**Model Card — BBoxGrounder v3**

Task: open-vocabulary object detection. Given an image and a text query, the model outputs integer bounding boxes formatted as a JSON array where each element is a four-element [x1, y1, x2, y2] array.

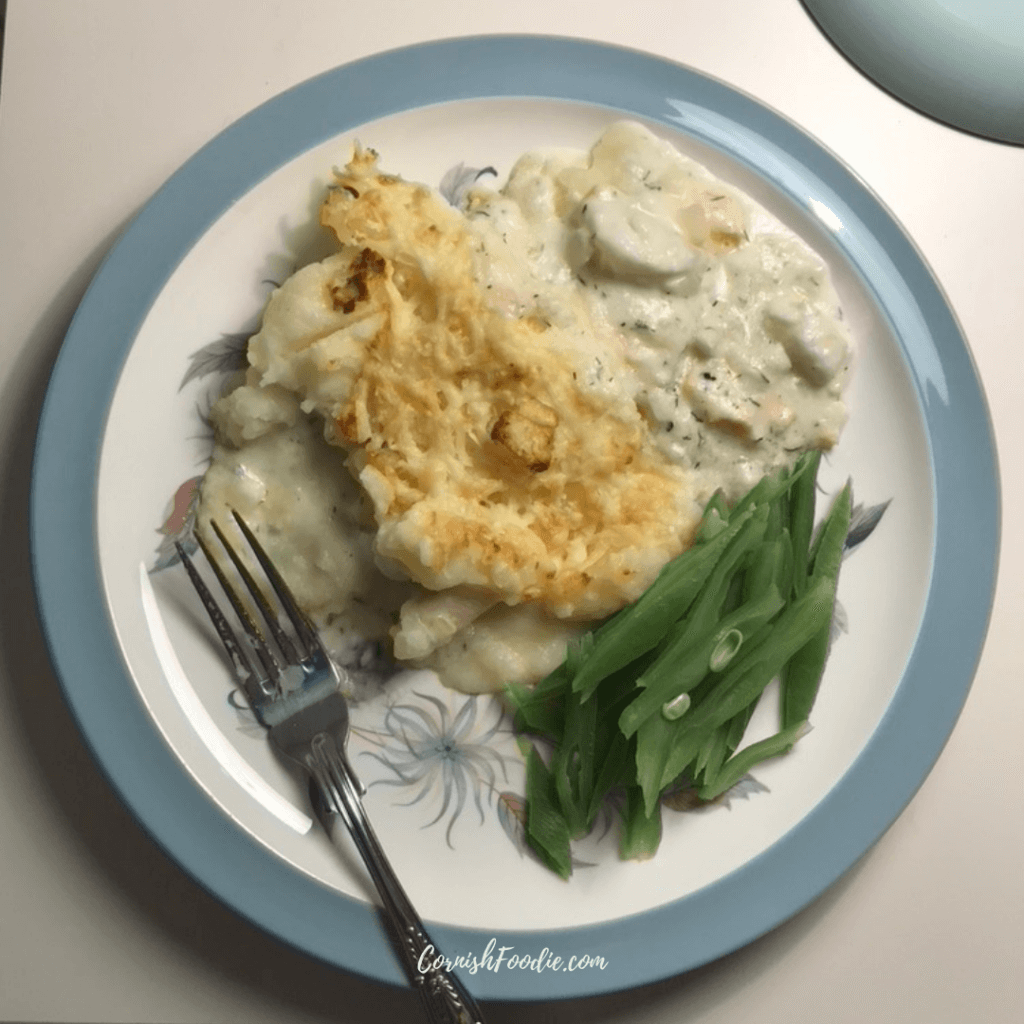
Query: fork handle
[[307, 740, 486, 1024]]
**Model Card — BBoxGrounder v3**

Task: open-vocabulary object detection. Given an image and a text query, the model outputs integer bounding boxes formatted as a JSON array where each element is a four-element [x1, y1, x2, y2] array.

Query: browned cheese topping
[[293, 151, 698, 619]]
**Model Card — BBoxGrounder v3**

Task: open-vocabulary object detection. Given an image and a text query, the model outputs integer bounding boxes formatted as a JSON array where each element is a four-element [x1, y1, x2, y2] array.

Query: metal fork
[[176, 511, 485, 1024]]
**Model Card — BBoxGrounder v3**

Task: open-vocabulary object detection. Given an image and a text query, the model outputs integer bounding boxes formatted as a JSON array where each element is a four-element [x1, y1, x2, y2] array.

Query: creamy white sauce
[[200, 380, 416, 692], [196, 121, 853, 694], [461, 121, 851, 506]]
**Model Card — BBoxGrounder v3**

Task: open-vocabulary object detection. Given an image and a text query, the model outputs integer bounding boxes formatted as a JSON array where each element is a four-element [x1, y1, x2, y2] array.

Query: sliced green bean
[[691, 727, 724, 784], [585, 726, 633, 825], [693, 490, 730, 543], [505, 653, 576, 738], [696, 698, 759, 788], [806, 476, 850, 569], [788, 449, 820, 596], [781, 624, 831, 729], [725, 698, 757, 753], [697, 720, 810, 801], [506, 678, 566, 740], [656, 575, 834, 790], [635, 705, 681, 816], [525, 745, 572, 878], [743, 528, 795, 610], [619, 784, 662, 862], [618, 584, 784, 739], [631, 505, 769, 674], [809, 481, 852, 582], [551, 683, 599, 838], [657, 504, 769, 649], [703, 488, 731, 522], [780, 481, 851, 728], [774, 528, 795, 601], [571, 506, 756, 699], [764, 481, 786, 541], [513, 452, 857, 874], [580, 667, 642, 826], [729, 451, 814, 522]]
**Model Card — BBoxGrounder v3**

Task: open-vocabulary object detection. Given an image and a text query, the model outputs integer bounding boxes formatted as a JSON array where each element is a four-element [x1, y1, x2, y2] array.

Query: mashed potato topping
[[197, 122, 853, 693]]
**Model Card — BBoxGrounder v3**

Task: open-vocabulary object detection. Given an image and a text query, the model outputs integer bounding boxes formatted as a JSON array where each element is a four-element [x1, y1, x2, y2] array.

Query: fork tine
[[231, 510, 320, 658], [174, 541, 276, 708], [209, 519, 302, 666], [194, 529, 282, 688]]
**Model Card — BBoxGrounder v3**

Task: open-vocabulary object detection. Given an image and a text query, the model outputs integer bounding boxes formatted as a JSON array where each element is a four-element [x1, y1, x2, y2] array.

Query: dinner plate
[[31, 36, 998, 1001], [803, 0, 1024, 144]]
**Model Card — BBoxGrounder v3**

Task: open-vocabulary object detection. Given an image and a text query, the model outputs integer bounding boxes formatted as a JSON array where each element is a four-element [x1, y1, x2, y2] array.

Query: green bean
[[696, 699, 759, 787], [729, 451, 814, 521], [637, 621, 772, 805], [679, 665, 723, 717], [581, 666, 642, 826], [571, 506, 757, 700], [619, 784, 662, 862], [720, 561, 750, 618], [691, 728, 723, 783], [551, 681, 599, 838], [505, 655, 574, 739], [656, 575, 834, 791], [585, 726, 632, 824], [634, 602, 773, 812], [780, 481, 851, 728], [513, 453, 861, 875], [697, 720, 810, 801], [506, 680, 565, 740], [764, 480, 786, 540], [659, 504, 769, 648], [725, 698, 757, 752], [788, 449, 820, 597], [693, 490, 730, 543], [775, 528, 795, 600], [781, 625, 831, 729], [806, 475, 850, 569], [626, 505, 769, 682], [634, 706, 681, 815], [742, 536, 777, 603], [525, 745, 572, 878], [809, 481, 852, 582], [565, 630, 596, 677], [618, 584, 784, 739], [742, 527, 793, 604], [703, 488, 731, 524]]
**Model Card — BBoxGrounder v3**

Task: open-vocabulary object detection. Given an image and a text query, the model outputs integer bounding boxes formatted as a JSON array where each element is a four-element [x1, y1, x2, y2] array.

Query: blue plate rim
[[29, 34, 1000, 1001]]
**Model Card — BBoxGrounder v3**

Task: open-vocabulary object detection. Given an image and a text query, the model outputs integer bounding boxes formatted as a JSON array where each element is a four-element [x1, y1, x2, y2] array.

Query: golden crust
[[253, 150, 700, 618]]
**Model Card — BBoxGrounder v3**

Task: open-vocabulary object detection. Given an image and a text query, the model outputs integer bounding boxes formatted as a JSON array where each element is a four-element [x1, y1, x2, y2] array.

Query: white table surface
[[1, 1, 1020, 1021]]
